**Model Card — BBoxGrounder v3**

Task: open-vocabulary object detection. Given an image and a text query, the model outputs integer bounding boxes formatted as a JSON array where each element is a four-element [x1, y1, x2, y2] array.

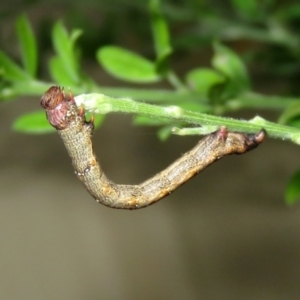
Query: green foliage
[[149, 0, 172, 75], [212, 42, 250, 99], [279, 101, 300, 128], [15, 14, 38, 77], [185, 68, 225, 96], [230, 0, 260, 20], [97, 46, 161, 83], [13, 111, 54, 134], [50, 22, 83, 85], [286, 170, 300, 206], [1, 0, 300, 205], [0, 50, 31, 82]]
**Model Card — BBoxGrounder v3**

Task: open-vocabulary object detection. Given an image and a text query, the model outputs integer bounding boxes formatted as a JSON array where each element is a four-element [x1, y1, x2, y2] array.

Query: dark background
[[1, 1, 300, 299]]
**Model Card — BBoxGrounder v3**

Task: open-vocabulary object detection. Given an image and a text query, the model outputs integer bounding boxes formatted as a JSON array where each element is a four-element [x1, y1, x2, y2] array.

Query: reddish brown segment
[[40, 86, 74, 130], [41, 86, 266, 209]]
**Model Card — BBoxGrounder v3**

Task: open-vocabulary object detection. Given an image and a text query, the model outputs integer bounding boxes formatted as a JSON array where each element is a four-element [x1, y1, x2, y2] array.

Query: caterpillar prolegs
[[41, 86, 266, 209]]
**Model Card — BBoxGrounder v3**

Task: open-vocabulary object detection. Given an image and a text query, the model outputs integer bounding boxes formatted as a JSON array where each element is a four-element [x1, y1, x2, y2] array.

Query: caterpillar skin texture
[[41, 86, 266, 209]]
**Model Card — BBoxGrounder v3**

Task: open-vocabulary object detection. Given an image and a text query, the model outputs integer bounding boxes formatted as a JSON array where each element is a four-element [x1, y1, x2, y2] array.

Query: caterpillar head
[[41, 86, 78, 130]]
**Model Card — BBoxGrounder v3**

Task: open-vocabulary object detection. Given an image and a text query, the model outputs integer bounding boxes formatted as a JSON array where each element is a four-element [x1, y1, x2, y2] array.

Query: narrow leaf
[[278, 101, 300, 126], [13, 110, 54, 134], [212, 42, 250, 94], [230, 0, 259, 19], [52, 21, 81, 84], [157, 126, 173, 141], [49, 56, 77, 86], [97, 46, 161, 83], [149, 0, 172, 74], [186, 68, 225, 96], [15, 14, 37, 77], [0, 50, 30, 81], [285, 169, 300, 205]]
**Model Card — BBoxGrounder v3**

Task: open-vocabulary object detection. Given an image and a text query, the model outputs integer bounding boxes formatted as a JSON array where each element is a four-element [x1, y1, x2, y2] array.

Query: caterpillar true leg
[[41, 86, 266, 209]]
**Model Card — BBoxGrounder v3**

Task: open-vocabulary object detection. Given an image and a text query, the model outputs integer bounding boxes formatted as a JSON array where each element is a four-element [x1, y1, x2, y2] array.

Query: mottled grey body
[[41, 86, 266, 209]]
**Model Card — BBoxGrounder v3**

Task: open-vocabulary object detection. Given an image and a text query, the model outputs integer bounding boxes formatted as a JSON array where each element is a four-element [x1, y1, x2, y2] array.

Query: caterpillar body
[[41, 86, 265, 209]]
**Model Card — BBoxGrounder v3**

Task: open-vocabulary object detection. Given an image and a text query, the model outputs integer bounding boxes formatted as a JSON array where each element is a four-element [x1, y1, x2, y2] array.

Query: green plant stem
[[199, 17, 300, 51], [3, 81, 298, 112], [75, 93, 300, 145], [166, 71, 188, 91], [228, 92, 300, 110], [93, 88, 299, 111], [2, 79, 298, 108]]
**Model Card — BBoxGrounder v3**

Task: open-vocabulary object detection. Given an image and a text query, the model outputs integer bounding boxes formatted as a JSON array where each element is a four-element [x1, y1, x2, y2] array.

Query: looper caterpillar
[[41, 86, 265, 209]]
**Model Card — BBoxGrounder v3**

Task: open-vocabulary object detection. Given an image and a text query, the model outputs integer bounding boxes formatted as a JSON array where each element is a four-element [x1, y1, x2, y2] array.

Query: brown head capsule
[[41, 86, 77, 130], [40, 86, 65, 110]]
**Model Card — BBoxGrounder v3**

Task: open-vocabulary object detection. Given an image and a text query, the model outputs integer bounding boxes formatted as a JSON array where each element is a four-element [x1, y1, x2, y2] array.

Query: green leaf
[[70, 28, 83, 44], [49, 56, 77, 86], [285, 169, 300, 205], [12, 110, 54, 134], [0, 50, 30, 81], [97, 46, 161, 83], [212, 42, 250, 96], [149, 0, 172, 75], [185, 68, 225, 96], [230, 0, 259, 19], [0, 81, 52, 101], [15, 14, 37, 77], [278, 101, 300, 126], [157, 126, 173, 141], [285, 119, 300, 129], [52, 21, 82, 84], [13, 109, 104, 135]]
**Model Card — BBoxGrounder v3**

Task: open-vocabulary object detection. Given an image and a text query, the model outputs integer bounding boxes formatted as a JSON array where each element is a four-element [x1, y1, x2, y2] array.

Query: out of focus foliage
[[1, 0, 300, 204]]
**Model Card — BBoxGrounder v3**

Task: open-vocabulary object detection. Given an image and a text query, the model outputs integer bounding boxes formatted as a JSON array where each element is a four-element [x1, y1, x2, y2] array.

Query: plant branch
[[4, 80, 299, 112], [75, 92, 300, 145]]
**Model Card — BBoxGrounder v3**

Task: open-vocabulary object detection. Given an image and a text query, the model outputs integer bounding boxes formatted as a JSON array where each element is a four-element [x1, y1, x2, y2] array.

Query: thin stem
[[4, 80, 298, 112], [166, 71, 188, 91], [75, 93, 300, 145], [227, 92, 300, 111]]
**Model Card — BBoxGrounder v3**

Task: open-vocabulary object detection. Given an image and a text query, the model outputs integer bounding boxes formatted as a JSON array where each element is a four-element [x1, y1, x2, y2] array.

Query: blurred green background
[[1, 0, 300, 299]]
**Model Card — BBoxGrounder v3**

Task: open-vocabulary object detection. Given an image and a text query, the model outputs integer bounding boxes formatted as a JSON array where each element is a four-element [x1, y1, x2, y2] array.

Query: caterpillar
[[41, 86, 266, 209]]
